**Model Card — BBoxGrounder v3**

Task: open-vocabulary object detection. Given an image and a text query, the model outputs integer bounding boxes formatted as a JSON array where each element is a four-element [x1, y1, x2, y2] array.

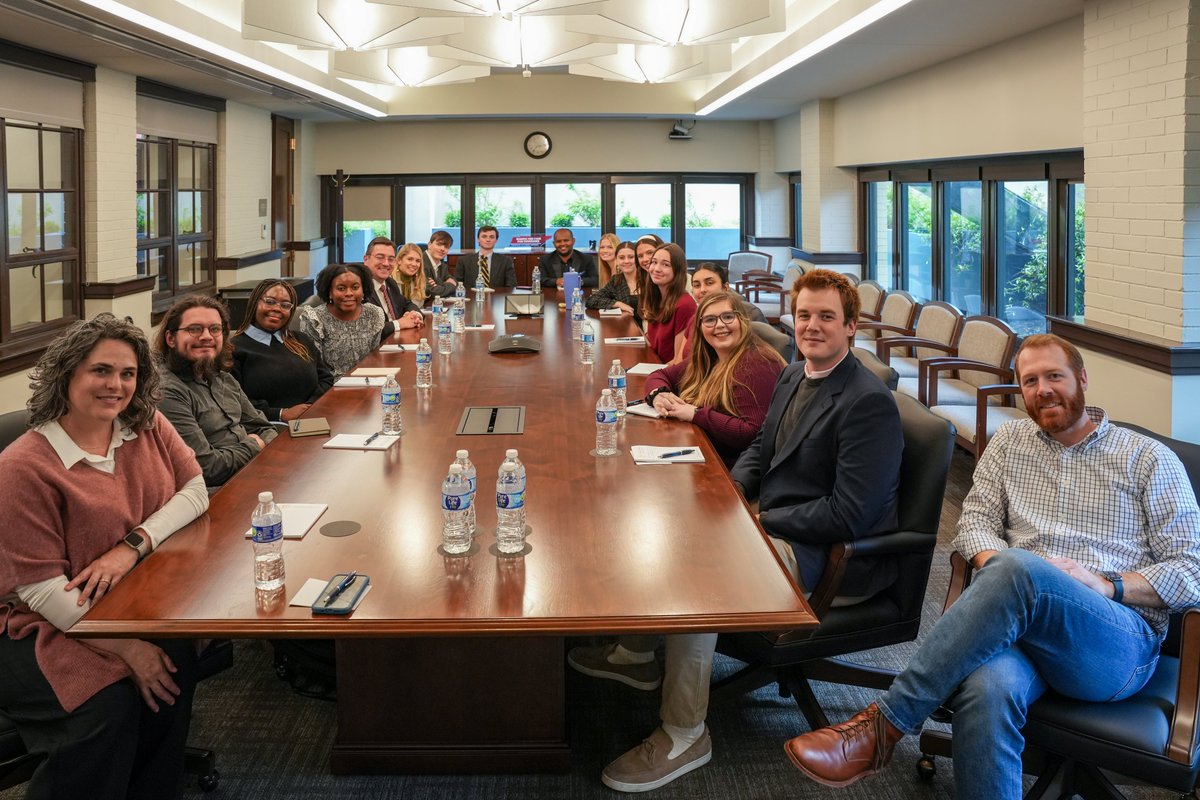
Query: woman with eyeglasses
[[231, 279, 334, 423], [643, 290, 786, 467], [641, 243, 697, 365], [586, 240, 642, 315], [296, 264, 385, 378]]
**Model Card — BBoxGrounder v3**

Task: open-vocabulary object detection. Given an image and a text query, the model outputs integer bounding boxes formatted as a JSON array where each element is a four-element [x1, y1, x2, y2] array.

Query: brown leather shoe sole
[[783, 740, 884, 788]]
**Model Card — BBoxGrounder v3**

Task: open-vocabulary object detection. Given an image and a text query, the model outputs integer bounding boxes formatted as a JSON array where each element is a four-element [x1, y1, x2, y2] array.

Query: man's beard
[[1029, 382, 1087, 435], [164, 347, 220, 382]]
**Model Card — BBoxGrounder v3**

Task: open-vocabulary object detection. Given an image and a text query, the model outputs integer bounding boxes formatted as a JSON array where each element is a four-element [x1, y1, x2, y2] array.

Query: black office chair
[[0, 409, 226, 793], [917, 421, 1200, 800], [713, 392, 956, 730]]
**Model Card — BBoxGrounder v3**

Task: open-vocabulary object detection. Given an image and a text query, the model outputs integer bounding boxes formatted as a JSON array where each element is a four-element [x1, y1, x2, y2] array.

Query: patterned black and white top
[[295, 303, 385, 378], [954, 406, 1200, 638]]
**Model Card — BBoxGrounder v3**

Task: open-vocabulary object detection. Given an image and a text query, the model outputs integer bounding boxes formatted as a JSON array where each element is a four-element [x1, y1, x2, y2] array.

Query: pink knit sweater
[[0, 411, 201, 712]]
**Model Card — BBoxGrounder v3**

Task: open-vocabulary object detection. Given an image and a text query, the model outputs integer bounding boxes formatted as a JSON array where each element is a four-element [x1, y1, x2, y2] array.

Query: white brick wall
[[798, 100, 856, 253], [83, 68, 137, 284], [217, 102, 274, 260], [1083, 0, 1199, 341]]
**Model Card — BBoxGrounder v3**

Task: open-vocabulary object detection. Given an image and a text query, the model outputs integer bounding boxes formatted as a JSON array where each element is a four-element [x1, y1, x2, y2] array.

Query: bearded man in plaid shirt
[[784, 333, 1200, 800]]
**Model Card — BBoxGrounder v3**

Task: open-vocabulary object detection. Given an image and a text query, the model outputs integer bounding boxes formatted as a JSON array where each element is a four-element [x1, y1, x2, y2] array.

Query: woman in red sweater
[[643, 291, 787, 467], [0, 314, 208, 799], [640, 243, 697, 365]]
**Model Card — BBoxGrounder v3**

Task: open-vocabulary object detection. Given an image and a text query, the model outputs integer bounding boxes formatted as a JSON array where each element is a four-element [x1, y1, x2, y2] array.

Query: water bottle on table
[[454, 449, 477, 536], [381, 373, 403, 435], [608, 360, 627, 416], [251, 491, 285, 591], [495, 463, 526, 554], [571, 289, 585, 340], [452, 296, 466, 333], [579, 320, 595, 365], [474, 270, 485, 297], [438, 309, 453, 355], [531, 264, 541, 290], [415, 338, 433, 388], [501, 449, 527, 531], [432, 295, 443, 320], [441, 464, 471, 555], [595, 388, 618, 457]]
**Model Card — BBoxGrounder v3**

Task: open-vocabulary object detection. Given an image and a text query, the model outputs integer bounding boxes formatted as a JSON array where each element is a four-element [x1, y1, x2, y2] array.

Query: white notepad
[[599, 308, 624, 316], [322, 433, 401, 451], [334, 375, 388, 388], [630, 445, 705, 465], [605, 336, 646, 345], [465, 324, 496, 331], [350, 367, 399, 377], [624, 402, 662, 419], [379, 344, 418, 353], [626, 362, 667, 376], [243, 503, 329, 539], [289, 577, 372, 609]]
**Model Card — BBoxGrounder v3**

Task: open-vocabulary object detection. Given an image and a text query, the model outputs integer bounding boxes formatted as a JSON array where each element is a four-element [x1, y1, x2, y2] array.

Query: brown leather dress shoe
[[783, 703, 903, 787]]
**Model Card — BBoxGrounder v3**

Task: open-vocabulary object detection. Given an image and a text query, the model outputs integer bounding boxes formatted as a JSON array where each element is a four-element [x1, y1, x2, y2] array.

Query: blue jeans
[[877, 549, 1161, 800]]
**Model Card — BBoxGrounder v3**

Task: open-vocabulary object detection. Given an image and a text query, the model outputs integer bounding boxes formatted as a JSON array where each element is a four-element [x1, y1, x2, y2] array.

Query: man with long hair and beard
[[156, 294, 277, 488], [784, 333, 1200, 800]]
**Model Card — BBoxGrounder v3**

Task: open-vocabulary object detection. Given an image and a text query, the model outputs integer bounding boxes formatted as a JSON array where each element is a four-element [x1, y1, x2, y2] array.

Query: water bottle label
[[251, 521, 282, 543], [382, 389, 400, 405], [416, 352, 432, 365], [496, 490, 525, 510], [609, 376, 627, 390], [583, 332, 595, 344], [439, 323, 451, 334], [442, 492, 471, 511], [595, 409, 618, 424]]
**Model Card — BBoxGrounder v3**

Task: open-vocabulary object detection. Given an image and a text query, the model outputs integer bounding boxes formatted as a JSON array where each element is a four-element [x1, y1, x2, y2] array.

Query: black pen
[[658, 448, 696, 459], [627, 399, 645, 407], [324, 571, 358, 607], [291, 420, 300, 432], [363, 431, 381, 446]]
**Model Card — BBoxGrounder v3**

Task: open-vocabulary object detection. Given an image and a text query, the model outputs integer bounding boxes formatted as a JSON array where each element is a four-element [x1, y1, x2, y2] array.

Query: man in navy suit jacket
[[569, 269, 903, 794], [361, 236, 424, 342], [455, 225, 517, 288]]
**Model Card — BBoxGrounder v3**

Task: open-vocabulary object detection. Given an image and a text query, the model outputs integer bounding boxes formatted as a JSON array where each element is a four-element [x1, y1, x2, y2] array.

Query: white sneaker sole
[[567, 654, 661, 691], [601, 749, 712, 793]]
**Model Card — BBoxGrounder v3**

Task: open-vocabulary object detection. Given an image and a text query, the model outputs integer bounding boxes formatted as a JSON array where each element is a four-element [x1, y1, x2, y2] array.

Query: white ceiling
[[0, 0, 1082, 122]]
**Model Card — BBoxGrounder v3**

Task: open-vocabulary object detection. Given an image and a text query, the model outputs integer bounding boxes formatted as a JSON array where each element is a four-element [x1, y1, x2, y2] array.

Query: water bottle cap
[[456, 449, 468, 458], [420, 338, 428, 344], [612, 359, 621, 365], [258, 491, 273, 503], [449, 464, 463, 474], [506, 448, 518, 458], [601, 388, 612, 396]]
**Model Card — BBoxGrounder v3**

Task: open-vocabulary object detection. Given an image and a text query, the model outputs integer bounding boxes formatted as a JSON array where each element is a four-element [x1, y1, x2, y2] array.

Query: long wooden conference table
[[72, 289, 816, 773]]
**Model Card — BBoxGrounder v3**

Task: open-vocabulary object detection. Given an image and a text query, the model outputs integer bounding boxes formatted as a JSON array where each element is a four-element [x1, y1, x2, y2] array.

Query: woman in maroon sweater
[[643, 291, 787, 467], [0, 314, 208, 799], [641, 243, 697, 364]]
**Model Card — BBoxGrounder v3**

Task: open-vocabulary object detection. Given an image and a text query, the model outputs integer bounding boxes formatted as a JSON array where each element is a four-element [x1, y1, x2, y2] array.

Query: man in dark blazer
[[456, 225, 517, 288], [567, 268, 903, 794], [537, 228, 597, 288], [423, 230, 458, 297], [361, 236, 424, 342]]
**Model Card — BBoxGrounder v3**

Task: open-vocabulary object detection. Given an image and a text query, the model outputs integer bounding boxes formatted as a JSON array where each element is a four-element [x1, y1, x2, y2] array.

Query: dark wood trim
[[0, 320, 80, 376], [894, 168, 931, 183], [982, 163, 1049, 181], [135, 78, 225, 112], [1049, 317, 1200, 376], [856, 150, 1083, 175], [284, 237, 333, 251], [82, 275, 156, 299], [791, 249, 866, 266], [214, 249, 284, 270], [747, 236, 791, 247], [859, 168, 890, 182], [932, 166, 981, 182], [0, 39, 94, 81]]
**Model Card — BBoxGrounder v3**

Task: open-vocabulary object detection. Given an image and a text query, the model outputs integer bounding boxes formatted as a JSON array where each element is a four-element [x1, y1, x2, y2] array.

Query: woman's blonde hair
[[677, 291, 785, 416], [394, 242, 427, 306], [595, 232, 621, 285]]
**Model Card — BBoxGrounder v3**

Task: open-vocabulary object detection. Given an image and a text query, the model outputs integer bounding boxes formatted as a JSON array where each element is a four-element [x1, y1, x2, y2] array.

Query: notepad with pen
[[311, 573, 370, 615], [288, 417, 331, 437]]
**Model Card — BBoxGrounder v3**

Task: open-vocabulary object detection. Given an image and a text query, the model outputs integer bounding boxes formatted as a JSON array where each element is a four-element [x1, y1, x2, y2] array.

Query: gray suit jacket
[[455, 251, 517, 288], [423, 250, 457, 297]]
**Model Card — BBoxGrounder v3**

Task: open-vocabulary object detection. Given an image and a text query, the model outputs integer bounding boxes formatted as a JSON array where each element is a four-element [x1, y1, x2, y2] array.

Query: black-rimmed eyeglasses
[[700, 312, 739, 328], [260, 297, 295, 311]]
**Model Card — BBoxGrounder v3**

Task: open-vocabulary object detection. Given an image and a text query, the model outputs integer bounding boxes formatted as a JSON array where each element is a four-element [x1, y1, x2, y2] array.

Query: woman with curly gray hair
[[0, 313, 209, 800]]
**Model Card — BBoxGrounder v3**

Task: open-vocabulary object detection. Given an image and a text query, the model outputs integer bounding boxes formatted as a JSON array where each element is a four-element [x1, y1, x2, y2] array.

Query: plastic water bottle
[[432, 295, 443, 320], [416, 338, 433, 388], [595, 388, 618, 456], [475, 270, 485, 296], [438, 309, 453, 355], [441, 464, 471, 555], [495, 463, 526, 554], [571, 289, 585, 340], [500, 449, 527, 531], [531, 264, 541, 289], [608, 359, 627, 417], [579, 320, 595, 365], [454, 280, 466, 301], [454, 449, 477, 536], [452, 296, 466, 333], [381, 373, 403, 435], [251, 491, 285, 591]]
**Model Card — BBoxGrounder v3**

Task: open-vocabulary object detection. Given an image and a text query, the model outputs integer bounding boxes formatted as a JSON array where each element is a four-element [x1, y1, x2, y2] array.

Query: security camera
[[668, 120, 693, 140], [522, 67, 532, 78]]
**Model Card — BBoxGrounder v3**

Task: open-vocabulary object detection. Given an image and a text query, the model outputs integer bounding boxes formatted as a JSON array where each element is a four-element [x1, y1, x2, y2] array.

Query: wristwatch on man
[[1102, 570, 1124, 604], [122, 529, 150, 561]]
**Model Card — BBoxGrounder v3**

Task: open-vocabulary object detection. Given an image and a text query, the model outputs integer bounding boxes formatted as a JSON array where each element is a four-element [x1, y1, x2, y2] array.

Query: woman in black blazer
[[231, 279, 334, 422]]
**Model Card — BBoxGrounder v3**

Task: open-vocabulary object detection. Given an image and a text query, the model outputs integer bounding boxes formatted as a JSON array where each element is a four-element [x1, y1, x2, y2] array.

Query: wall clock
[[524, 131, 552, 159]]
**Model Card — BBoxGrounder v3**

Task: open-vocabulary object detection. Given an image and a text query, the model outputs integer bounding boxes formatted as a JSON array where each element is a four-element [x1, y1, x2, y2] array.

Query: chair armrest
[[858, 311, 882, 323], [856, 321, 914, 336], [942, 551, 974, 611], [806, 532, 938, 618], [875, 336, 956, 364], [921, 359, 1014, 406], [1168, 607, 1200, 764]]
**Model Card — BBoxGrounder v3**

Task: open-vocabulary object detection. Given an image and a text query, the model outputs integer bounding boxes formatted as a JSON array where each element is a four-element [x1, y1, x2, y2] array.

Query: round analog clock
[[524, 131, 552, 159]]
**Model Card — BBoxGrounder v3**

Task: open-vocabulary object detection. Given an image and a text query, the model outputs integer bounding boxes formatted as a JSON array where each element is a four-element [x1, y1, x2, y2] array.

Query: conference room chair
[[854, 290, 919, 353], [0, 409, 227, 793], [841, 272, 861, 286], [850, 347, 900, 390], [750, 321, 793, 362], [875, 301, 965, 381], [726, 249, 773, 284], [777, 260, 807, 338], [855, 280, 886, 322], [917, 422, 1200, 800], [734, 270, 784, 324], [713, 392, 955, 731], [912, 315, 1017, 409], [929, 379, 1028, 459]]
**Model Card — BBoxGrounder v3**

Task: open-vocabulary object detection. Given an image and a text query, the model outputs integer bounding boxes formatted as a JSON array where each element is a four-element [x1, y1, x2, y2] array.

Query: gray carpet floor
[[1, 451, 1180, 798]]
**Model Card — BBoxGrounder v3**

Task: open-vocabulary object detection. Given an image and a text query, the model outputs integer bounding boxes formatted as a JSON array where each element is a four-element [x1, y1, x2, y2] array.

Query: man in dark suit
[[455, 225, 517, 288], [423, 230, 458, 297], [568, 269, 903, 794], [361, 236, 424, 342], [537, 228, 597, 288]]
